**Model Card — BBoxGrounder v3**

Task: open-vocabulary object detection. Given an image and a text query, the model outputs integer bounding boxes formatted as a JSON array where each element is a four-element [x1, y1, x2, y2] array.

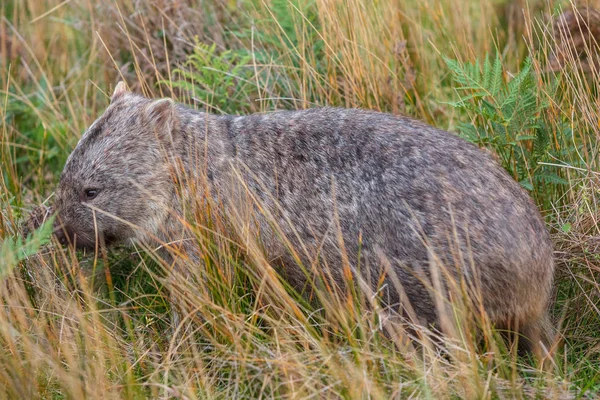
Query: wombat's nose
[[53, 227, 68, 246]]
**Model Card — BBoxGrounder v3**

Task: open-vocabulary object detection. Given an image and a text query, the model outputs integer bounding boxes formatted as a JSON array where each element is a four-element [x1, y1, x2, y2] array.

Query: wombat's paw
[[21, 204, 53, 239]]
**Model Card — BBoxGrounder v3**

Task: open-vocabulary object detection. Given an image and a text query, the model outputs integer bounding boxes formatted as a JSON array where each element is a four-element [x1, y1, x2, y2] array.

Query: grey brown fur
[[51, 84, 554, 357]]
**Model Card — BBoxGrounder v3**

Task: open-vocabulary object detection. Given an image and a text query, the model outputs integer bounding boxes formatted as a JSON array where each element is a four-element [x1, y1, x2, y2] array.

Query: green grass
[[2, 0, 600, 398]]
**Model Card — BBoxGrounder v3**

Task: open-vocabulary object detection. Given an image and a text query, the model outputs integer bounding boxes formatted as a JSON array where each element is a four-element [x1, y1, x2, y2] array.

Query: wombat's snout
[[53, 224, 69, 246], [51, 215, 107, 250], [52, 219, 88, 249]]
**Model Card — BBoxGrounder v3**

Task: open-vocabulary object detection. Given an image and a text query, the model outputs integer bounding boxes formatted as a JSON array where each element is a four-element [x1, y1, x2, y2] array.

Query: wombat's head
[[53, 82, 178, 250]]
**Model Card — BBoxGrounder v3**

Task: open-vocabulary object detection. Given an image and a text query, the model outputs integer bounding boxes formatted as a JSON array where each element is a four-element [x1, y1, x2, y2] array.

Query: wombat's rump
[[50, 83, 555, 358]]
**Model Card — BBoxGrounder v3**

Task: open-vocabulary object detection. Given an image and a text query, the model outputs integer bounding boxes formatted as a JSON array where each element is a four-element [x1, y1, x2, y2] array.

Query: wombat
[[50, 82, 554, 358]]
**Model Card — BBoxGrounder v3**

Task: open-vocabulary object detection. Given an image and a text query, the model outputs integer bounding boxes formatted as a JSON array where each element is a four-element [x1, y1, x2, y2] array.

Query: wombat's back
[[224, 107, 553, 346]]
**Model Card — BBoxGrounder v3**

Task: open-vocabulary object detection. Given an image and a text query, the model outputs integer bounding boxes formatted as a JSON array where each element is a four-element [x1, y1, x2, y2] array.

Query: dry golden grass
[[2, 0, 600, 398]]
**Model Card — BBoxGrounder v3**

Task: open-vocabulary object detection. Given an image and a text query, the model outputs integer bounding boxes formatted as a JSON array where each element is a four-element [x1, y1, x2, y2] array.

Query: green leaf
[[0, 215, 55, 278], [538, 173, 569, 186], [515, 135, 537, 141], [519, 179, 534, 191]]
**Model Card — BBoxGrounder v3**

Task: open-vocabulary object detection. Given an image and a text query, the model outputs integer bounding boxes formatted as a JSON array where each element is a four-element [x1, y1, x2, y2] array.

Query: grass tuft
[[2, 0, 600, 397]]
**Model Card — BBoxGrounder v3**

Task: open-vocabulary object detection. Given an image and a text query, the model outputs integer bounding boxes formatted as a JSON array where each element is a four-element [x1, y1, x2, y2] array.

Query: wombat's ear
[[111, 81, 129, 102], [145, 98, 178, 142], [146, 98, 175, 124]]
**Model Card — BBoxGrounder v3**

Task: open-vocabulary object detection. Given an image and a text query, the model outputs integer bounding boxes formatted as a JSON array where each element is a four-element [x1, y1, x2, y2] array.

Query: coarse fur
[[52, 83, 555, 359]]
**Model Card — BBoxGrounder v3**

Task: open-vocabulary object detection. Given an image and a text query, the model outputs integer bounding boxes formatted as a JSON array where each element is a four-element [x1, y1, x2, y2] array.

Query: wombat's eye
[[84, 189, 99, 200]]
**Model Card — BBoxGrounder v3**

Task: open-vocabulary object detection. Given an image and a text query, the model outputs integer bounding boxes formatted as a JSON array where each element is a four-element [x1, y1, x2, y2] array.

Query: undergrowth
[[444, 55, 576, 207], [1, 0, 600, 398]]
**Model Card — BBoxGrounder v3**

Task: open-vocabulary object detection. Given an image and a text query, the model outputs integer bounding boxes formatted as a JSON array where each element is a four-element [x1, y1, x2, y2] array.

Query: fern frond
[[444, 54, 570, 202], [490, 56, 503, 97]]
